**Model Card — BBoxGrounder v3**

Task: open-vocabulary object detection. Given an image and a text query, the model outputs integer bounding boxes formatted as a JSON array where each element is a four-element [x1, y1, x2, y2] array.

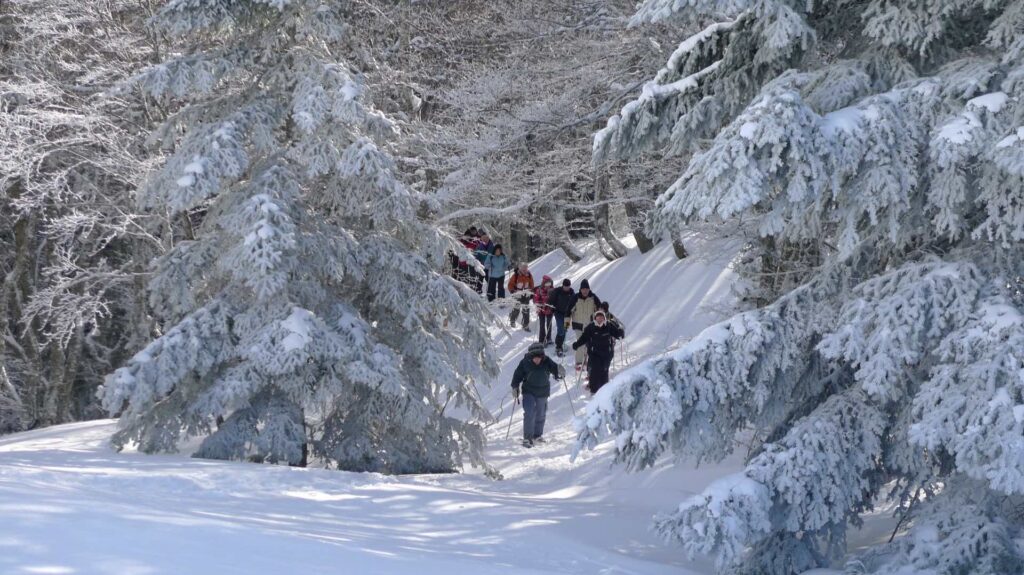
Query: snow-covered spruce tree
[[98, 0, 497, 473], [579, 0, 1024, 572]]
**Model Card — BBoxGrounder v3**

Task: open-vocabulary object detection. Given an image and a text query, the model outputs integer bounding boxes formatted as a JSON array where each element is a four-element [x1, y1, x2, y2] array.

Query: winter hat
[[600, 301, 610, 312], [542, 275, 553, 286], [594, 309, 607, 322], [527, 342, 546, 358], [580, 279, 590, 291], [562, 278, 571, 287]]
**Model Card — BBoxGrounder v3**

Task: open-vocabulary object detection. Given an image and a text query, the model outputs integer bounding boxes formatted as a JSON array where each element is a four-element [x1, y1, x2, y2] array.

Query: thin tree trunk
[[509, 223, 530, 267], [624, 200, 655, 253], [597, 237, 618, 262], [672, 236, 689, 260], [553, 207, 583, 263], [3, 178, 46, 427], [593, 169, 628, 259]]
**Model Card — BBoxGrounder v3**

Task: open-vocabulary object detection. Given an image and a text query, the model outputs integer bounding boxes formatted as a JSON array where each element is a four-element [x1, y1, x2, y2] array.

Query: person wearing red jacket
[[457, 228, 481, 289], [507, 263, 535, 331], [533, 276, 555, 346]]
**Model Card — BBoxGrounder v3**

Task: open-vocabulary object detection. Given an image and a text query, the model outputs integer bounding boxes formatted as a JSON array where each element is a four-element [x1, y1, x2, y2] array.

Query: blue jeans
[[554, 313, 567, 348], [522, 394, 548, 440]]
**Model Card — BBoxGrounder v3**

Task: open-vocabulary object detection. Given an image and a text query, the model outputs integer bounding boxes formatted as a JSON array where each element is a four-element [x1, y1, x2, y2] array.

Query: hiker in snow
[[568, 279, 601, 371], [547, 278, 575, 356], [471, 231, 494, 294], [459, 228, 483, 290], [572, 309, 623, 395], [507, 262, 535, 330], [597, 301, 625, 335], [483, 244, 509, 302], [475, 232, 495, 260], [511, 342, 565, 447], [534, 276, 555, 346]]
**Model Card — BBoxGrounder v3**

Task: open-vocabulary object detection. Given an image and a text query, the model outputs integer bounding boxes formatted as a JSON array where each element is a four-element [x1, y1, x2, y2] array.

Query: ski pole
[[561, 376, 577, 416], [505, 393, 518, 440]]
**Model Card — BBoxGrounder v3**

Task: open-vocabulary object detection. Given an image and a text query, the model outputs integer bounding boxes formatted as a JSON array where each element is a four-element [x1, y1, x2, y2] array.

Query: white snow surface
[[0, 233, 889, 574]]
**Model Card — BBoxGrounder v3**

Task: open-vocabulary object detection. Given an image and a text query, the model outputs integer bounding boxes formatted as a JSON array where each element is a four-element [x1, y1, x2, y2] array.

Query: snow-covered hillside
[[0, 235, 744, 575]]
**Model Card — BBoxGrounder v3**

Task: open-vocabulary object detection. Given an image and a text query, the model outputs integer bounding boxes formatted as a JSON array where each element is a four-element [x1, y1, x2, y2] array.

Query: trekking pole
[[504, 394, 518, 440], [561, 376, 577, 417]]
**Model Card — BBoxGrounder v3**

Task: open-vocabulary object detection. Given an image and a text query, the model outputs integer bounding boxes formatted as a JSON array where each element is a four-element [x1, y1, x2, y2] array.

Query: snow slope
[[0, 234, 745, 575]]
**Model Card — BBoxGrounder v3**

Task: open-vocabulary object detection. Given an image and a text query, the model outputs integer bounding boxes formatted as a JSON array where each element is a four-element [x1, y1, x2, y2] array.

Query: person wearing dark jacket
[[598, 301, 625, 336], [511, 342, 565, 447], [572, 309, 624, 395], [547, 279, 576, 356]]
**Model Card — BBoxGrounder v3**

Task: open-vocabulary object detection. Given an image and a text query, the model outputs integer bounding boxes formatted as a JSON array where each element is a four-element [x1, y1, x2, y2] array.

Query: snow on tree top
[[966, 91, 1008, 114], [280, 307, 315, 352]]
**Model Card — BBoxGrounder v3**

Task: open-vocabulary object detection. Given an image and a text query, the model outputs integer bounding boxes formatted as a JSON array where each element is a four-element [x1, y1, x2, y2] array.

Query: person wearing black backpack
[[571, 309, 623, 394]]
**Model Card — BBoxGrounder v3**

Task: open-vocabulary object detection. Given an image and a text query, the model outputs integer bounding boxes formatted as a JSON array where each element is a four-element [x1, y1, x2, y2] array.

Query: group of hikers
[[509, 294, 622, 448], [511, 277, 625, 448], [451, 225, 627, 448]]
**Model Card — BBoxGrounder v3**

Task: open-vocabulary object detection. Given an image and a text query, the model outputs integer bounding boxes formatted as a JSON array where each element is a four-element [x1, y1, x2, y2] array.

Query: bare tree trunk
[[597, 237, 618, 261], [553, 207, 583, 263], [2, 178, 47, 427], [672, 236, 689, 260], [509, 223, 530, 267], [593, 169, 628, 259], [624, 200, 655, 253]]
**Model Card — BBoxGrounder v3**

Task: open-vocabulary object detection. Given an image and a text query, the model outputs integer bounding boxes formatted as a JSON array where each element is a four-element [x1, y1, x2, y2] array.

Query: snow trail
[[0, 234, 744, 575]]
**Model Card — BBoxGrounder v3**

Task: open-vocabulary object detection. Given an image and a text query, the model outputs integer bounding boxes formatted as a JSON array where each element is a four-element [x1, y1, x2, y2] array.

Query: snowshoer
[[472, 232, 494, 294], [534, 276, 555, 346], [547, 279, 575, 356], [568, 279, 601, 369], [572, 309, 623, 395], [598, 301, 625, 335], [475, 233, 495, 266], [507, 263, 535, 330], [459, 229, 484, 292], [511, 342, 565, 447], [484, 244, 509, 302]]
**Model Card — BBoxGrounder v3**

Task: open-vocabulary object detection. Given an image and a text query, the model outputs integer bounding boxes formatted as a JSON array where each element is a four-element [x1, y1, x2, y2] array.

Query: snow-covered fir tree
[[99, 0, 497, 473], [580, 0, 1024, 572]]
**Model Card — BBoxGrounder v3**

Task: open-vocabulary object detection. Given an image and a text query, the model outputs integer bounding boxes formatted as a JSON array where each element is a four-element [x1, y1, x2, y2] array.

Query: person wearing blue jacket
[[484, 244, 510, 301]]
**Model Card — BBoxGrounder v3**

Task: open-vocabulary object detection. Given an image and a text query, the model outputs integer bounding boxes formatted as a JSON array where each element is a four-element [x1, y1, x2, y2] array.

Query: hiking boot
[[522, 325, 530, 332], [521, 438, 533, 448], [556, 348, 564, 357]]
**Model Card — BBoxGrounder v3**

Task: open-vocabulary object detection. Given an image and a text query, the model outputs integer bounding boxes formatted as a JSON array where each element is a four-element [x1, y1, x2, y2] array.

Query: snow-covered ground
[[0, 234, 747, 575]]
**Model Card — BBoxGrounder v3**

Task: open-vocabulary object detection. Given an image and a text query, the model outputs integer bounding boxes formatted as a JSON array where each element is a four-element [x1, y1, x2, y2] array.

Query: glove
[[564, 318, 571, 329], [557, 365, 566, 379], [512, 386, 521, 403], [572, 341, 579, 351]]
